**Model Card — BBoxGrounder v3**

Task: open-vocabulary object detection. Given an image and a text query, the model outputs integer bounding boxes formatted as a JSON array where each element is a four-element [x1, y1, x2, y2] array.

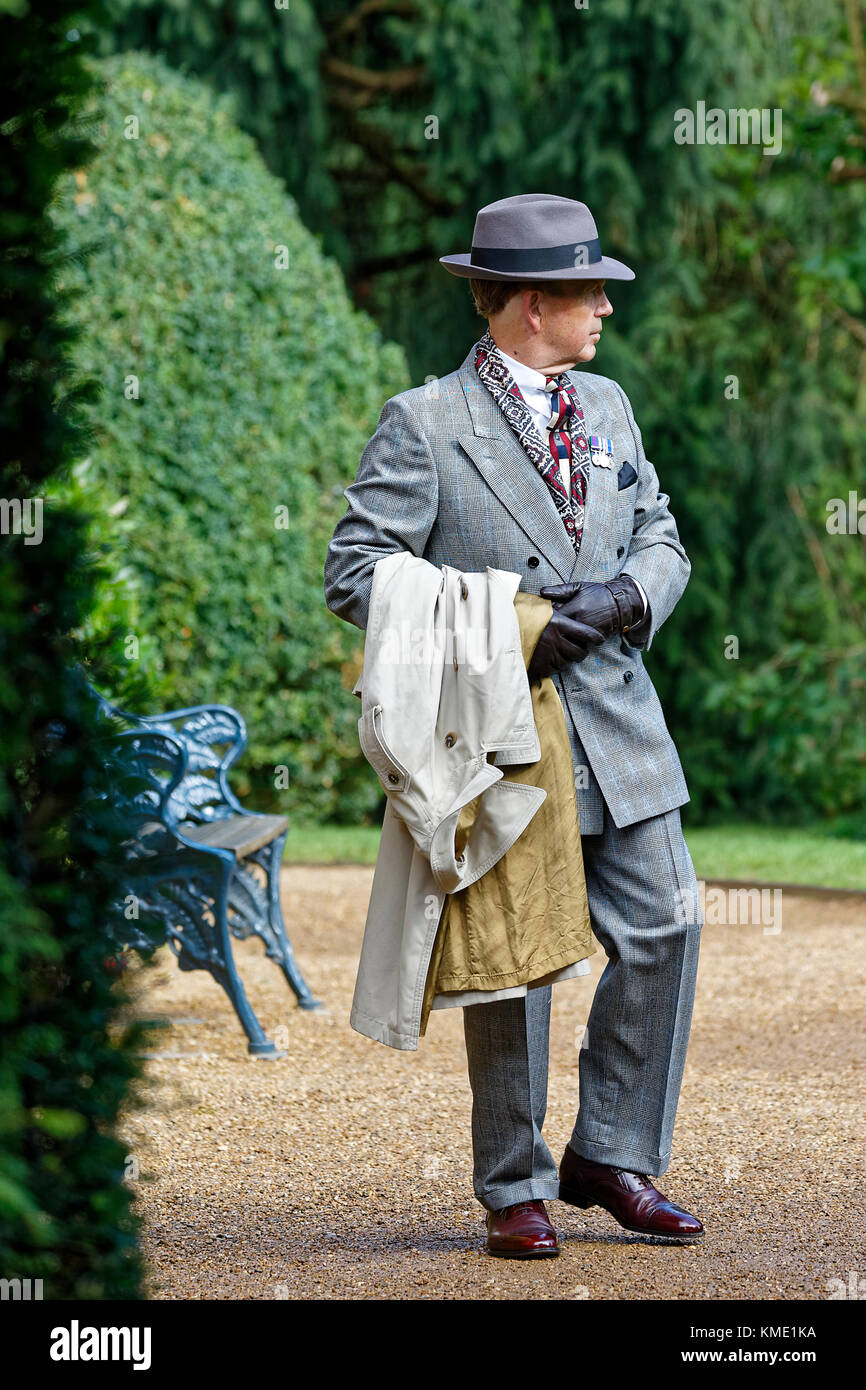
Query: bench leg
[[212, 867, 284, 1055], [237, 835, 323, 1010], [164, 863, 284, 1057]]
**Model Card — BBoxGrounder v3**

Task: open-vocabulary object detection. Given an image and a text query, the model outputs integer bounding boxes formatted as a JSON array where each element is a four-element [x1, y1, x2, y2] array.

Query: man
[[324, 193, 704, 1258]]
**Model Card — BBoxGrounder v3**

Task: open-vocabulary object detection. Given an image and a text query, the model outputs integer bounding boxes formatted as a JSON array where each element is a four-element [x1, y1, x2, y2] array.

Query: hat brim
[[439, 252, 636, 282]]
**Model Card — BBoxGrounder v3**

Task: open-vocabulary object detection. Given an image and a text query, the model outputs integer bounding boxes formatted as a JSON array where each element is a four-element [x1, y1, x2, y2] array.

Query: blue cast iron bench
[[88, 683, 322, 1055]]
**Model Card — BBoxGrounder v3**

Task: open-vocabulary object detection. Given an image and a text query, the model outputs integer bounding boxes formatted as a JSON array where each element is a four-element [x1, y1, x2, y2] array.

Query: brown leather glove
[[527, 610, 606, 684], [539, 575, 648, 639]]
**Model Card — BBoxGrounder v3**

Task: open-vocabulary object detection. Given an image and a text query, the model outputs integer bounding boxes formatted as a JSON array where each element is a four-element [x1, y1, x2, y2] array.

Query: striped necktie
[[544, 374, 578, 482]]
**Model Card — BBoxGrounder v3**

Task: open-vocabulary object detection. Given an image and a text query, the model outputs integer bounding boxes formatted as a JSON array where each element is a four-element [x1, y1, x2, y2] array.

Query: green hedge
[[51, 51, 409, 820], [0, 4, 145, 1298]]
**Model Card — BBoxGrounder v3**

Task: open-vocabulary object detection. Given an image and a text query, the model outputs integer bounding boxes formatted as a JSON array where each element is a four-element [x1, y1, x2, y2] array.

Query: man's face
[[532, 281, 613, 370]]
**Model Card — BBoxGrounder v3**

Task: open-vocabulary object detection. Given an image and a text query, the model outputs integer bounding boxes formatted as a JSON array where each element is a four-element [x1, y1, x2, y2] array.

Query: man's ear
[[522, 286, 544, 332]]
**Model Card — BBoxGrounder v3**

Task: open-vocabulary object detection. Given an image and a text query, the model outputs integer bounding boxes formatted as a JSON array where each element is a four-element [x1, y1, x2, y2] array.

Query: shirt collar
[[493, 344, 549, 392]]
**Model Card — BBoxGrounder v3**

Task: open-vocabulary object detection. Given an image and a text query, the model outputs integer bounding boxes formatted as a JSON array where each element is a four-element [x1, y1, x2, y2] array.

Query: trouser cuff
[[567, 1133, 671, 1177], [477, 1177, 562, 1213]]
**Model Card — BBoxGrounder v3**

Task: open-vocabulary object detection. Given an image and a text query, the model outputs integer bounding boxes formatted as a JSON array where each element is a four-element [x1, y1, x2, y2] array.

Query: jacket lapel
[[456, 355, 577, 582], [561, 368, 616, 585]]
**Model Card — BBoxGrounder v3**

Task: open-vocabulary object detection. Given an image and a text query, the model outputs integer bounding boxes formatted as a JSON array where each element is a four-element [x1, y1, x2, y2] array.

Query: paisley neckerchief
[[473, 328, 591, 552]]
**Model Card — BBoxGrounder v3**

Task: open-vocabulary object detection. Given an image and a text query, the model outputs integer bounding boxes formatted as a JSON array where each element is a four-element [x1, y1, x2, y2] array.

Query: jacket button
[[527, 556, 540, 568], [387, 771, 400, 783], [623, 670, 635, 684], [616, 546, 625, 557], [444, 732, 457, 747]]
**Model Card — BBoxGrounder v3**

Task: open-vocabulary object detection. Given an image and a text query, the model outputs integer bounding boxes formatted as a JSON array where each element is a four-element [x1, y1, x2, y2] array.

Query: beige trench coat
[[349, 552, 593, 1050], [350, 552, 548, 1049]]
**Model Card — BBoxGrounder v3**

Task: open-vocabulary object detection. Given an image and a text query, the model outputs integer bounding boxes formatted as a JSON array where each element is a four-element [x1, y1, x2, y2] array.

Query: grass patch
[[284, 820, 866, 891], [284, 821, 382, 865], [683, 823, 866, 891]]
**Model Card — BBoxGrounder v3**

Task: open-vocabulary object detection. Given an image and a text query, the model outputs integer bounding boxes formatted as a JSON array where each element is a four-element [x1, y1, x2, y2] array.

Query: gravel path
[[122, 866, 866, 1300]]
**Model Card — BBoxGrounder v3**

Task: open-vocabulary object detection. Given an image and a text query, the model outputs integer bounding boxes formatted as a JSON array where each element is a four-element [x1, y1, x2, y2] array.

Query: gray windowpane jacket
[[324, 348, 692, 835]]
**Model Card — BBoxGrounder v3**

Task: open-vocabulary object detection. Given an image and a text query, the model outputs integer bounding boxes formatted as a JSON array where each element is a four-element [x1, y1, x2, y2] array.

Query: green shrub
[[51, 51, 409, 821], [0, 4, 145, 1298]]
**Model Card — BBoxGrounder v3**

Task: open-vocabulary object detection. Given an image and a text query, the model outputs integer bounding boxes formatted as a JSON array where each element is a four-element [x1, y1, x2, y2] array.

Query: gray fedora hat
[[439, 192, 635, 282]]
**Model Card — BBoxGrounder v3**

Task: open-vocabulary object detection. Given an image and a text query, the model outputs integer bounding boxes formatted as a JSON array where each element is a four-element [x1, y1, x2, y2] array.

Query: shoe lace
[[507, 1200, 540, 1217], [611, 1167, 654, 1189]]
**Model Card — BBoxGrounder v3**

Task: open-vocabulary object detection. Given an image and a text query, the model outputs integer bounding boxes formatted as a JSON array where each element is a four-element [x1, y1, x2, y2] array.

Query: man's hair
[[468, 277, 604, 319]]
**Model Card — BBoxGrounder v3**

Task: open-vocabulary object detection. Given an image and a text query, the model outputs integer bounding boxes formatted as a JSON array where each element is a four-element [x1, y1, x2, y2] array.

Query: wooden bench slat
[[180, 814, 288, 860]]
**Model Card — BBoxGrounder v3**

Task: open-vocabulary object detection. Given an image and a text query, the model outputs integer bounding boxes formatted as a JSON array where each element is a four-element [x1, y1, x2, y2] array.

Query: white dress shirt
[[497, 347, 569, 488], [495, 346, 649, 621]]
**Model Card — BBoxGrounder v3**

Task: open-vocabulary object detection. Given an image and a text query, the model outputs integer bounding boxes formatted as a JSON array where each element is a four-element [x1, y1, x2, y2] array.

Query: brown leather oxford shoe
[[486, 1199, 560, 1258], [559, 1147, 704, 1243]]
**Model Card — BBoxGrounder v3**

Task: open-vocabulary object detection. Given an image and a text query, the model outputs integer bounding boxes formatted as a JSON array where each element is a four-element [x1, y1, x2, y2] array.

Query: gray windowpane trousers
[[461, 805, 703, 1212]]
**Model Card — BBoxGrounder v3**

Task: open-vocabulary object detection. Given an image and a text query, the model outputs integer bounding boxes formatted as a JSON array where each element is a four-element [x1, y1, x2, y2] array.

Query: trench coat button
[[527, 555, 540, 568], [387, 771, 400, 783], [623, 670, 635, 684], [444, 732, 457, 747], [460, 579, 469, 599], [616, 546, 625, 557]]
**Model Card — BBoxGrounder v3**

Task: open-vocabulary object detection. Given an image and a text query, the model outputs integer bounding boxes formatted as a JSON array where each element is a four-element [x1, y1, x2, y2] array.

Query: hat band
[[469, 238, 602, 273]]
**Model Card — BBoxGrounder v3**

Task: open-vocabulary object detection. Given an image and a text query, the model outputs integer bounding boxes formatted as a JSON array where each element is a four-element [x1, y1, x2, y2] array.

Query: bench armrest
[[100, 727, 191, 842], [100, 700, 251, 819]]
